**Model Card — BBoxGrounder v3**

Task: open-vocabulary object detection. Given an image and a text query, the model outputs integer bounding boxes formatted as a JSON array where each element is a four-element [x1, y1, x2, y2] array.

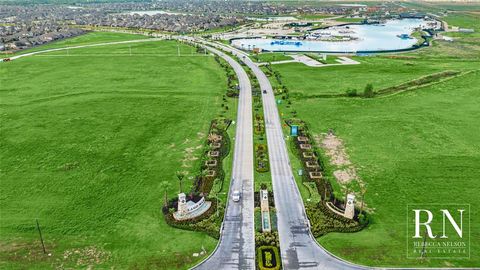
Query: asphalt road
[[191, 43, 256, 270], [8, 38, 256, 270], [206, 41, 367, 270], [11, 37, 470, 270]]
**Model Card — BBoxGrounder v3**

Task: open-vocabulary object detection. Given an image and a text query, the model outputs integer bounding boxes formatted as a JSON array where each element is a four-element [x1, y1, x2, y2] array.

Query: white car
[[232, 190, 241, 202]]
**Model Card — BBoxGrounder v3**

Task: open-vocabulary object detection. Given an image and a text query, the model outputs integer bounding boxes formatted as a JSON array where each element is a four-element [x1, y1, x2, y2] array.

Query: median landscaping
[[285, 119, 368, 236]]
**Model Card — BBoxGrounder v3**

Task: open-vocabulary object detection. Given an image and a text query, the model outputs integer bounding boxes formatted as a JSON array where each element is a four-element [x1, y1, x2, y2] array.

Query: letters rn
[[412, 209, 465, 239]]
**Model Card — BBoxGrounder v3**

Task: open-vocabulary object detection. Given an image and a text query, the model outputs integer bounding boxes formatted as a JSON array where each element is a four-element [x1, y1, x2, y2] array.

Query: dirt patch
[[63, 246, 111, 266], [181, 146, 201, 169], [1, 241, 110, 268], [319, 133, 351, 166], [333, 168, 358, 184], [1, 241, 56, 263], [180, 132, 207, 171], [315, 132, 366, 190]]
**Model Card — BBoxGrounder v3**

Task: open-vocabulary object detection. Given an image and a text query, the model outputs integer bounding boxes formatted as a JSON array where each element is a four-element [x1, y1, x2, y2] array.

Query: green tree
[[176, 171, 185, 193], [160, 181, 171, 207], [363, 83, 375, 98], [346, 88, 357, 97]]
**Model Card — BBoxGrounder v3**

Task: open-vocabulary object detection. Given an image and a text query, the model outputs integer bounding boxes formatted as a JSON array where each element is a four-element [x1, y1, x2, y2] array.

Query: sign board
[[291, 125, 298, 137]]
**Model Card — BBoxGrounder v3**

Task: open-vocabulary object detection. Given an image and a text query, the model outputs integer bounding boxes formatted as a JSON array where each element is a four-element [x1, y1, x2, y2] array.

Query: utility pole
[[36, 219, 46, 254], [177, 44, 180, 57]]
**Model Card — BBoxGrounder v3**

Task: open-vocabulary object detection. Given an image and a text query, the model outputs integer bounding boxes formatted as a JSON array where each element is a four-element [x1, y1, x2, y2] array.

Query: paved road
[[190, 43, 255, 270], [205, 41, 367, 270], [9, 38, 256, 270], [10, 37, 470, 270]]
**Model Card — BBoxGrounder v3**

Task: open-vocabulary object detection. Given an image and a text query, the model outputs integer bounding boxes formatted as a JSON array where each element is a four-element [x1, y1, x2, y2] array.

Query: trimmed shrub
[[345, 88, 358, 97], [257, 246, 281, 270], [255, 144, 270, 173], [363, 83, 375, 98], [305, 202, 368, 237]]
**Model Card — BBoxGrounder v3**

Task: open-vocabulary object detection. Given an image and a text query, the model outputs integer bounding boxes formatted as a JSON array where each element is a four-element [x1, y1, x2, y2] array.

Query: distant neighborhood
[[0, 0, 468, 53], [0, 0, 372, 52]]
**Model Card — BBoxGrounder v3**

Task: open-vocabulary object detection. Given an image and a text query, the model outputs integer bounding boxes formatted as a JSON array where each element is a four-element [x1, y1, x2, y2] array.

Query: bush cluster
[[376, 70, 460, 96], [255, 231, 279, 247], [214, 55, 239, 97], [254, 113, 265, 135], [256, 246, 281, 270], [255, 143, 270, 173], [163, 199, 221, 239], [306, 202, 368, 237], [194, 119, 231, 194]]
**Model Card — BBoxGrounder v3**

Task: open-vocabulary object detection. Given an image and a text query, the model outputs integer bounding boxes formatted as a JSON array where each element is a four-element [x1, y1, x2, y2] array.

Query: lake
[[231, 19, 437, 53]]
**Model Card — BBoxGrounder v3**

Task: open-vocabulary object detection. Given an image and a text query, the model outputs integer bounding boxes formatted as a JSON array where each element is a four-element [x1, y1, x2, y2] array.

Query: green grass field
[[270, 23, 480, 267], [253, 52, 292, 63], [272, 56, 477, 97], [288, 72, 480, 267], [0, 35, 233, 269], [295, 14, 335, 20], [8, 31, 150, 57]]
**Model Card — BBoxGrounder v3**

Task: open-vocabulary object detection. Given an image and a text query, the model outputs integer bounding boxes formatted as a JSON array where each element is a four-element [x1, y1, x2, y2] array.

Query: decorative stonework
[[208, 151, 220, 157], [325, 193, 356, 220], [177, 193, 188, 215], [260, 189, 271, 233], [297, 136, 309, 143], [306, 161, 320, 168], [299, 144, 312, 150], [309, 171, 322, 180], [205, 159, 218, 167], [173, 193, 211, 221], [205, 170, 216, 179], [344, 194, 356, 219], [302, 151, 316, 159], [211, 142, 221, 149]]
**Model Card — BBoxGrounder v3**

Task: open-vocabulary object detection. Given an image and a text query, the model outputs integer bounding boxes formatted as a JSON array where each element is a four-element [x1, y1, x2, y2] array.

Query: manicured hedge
[[256, 246, 281, 270], [194, 119, 231, 194], [305, 201, 368, 238], [255, 143, 270, 173]]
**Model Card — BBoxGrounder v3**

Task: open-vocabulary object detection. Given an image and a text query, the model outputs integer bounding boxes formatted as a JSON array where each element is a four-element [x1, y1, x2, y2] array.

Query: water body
[[231, 19, 434, 53]]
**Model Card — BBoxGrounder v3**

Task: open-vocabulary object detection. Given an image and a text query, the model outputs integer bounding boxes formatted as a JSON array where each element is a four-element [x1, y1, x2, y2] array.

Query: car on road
[[232, 190, 241, 202], [263, 90, 267, 94]]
